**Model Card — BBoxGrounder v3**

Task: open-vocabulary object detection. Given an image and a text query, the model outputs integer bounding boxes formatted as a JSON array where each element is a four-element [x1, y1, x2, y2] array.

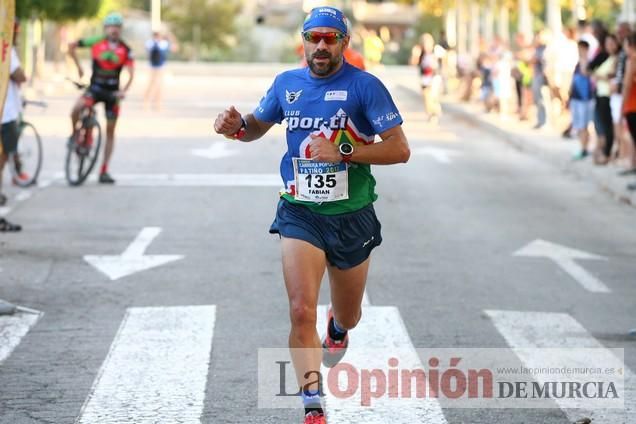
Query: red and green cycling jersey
[[78, 35, 134, 91]]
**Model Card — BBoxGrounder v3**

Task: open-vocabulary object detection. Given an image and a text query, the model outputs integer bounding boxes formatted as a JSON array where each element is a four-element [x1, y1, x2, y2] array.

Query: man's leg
[[0, 152, 6, 201], [99, 102, 119, 184], [533, 77, 546, 127], [327, 258, 370, 332], [152, 68, 164, 110], [70, 96, 86, 136], [144, 68, 159, 109], [281, 237, 326, 399], [104, 119, 117, 168]]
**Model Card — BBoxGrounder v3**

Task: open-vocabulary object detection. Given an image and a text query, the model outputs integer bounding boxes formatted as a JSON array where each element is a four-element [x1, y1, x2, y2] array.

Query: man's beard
[[307, 51, 341, 76]]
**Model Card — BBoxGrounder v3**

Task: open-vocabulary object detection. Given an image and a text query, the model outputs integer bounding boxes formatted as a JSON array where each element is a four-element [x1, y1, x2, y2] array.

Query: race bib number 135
[[293, 158, 348, 203]]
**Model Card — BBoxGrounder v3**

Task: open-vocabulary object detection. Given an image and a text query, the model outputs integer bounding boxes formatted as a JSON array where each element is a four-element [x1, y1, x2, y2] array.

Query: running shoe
[[12, 172, 31, 186], [572, 150, 588, 161], [99, 172, 116, 184], [304, 410, 326, 424], [321, 308, 348, 368]]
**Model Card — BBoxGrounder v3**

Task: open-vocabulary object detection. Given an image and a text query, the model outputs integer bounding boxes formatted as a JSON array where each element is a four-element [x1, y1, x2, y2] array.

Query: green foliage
[[17, 0, 101, 21], [163, 0, 241, 55], [127, 0, 151, 11]]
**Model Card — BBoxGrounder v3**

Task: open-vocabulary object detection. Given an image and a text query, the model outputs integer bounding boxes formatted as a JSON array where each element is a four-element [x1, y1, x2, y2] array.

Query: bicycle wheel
[[9, 122, 42, 187], [65, 116, 102, 186]]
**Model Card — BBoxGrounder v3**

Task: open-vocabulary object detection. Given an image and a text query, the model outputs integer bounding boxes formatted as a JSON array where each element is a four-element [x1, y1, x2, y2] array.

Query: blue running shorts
[[269, 198, 382, 269]]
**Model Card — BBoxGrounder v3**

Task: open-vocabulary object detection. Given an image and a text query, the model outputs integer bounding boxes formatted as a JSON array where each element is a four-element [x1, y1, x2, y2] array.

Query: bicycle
[[65, 80, 103, 186], [6, 99, 46, 187]]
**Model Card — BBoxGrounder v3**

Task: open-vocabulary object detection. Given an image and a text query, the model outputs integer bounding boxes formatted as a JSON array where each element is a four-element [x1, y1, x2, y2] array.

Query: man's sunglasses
[[302, 31, 346, 45]]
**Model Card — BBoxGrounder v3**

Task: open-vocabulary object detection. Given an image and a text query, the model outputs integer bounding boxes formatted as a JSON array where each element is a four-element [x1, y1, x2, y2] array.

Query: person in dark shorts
[[68, 12, 134, 184], [213, 6, 410, 423]]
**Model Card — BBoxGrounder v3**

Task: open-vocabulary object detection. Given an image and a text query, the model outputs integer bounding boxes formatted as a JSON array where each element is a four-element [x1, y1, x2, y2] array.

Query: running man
[[213, 7, 409, 423], [68, 12, 134, 184]]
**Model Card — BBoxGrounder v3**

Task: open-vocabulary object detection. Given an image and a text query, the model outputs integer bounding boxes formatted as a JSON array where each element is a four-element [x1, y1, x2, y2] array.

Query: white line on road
[[84, 227, 184, 281], [0, 190, 32, 217], [486, 310, 634, 422], [412, 147, 463, 164], [514, 239, 610, 293], [192, 142, 238, 160], [317, 305, 448, 423], [0, 310, 41, 364], [50, 173, 282, 187], [76, 305, 216, 424]]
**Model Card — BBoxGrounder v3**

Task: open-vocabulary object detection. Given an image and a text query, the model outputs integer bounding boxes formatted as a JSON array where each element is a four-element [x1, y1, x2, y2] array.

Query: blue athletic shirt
[[253, 61, 403, 215]]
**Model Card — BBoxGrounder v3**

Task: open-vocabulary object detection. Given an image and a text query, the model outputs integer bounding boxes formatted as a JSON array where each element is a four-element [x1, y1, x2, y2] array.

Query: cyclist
[[0, 18, 25, 232], [68, 12, 134, 184], [214, 7, 409, 423]]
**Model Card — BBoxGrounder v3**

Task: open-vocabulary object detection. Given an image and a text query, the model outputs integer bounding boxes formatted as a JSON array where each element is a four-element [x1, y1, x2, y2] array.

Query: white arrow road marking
[[0, 190, 33, 217], [0, 308, 42, 364], [192, 142, 238, 160], [514, 239, 610, 293], [317, 303, 447, 423], [84, 227, 184, 281], [76, 306, 216, 424], [412, 147, 462, 164], [486, 310, 634, 422]]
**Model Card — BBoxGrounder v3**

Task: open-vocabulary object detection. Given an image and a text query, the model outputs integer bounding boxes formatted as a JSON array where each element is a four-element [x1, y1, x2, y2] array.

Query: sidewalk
[[441, 99, 636, 207]]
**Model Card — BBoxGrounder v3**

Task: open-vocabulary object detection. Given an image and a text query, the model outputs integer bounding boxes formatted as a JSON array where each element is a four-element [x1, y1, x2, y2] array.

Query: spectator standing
[[144, 31, 176, 111], [416, 33, 442, 122], [571, 40, 595, 160], [622, 33, 636, 186], [614, 22, 633, 169], [592, 34, 620, 164], [531, 30, 548, 129]]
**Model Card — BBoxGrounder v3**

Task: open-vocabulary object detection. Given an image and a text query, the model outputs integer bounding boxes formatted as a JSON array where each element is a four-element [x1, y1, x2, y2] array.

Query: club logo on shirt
[[324, 90, 348, 101], [285, 111, 348, 132], [285, 89, 303, 104]]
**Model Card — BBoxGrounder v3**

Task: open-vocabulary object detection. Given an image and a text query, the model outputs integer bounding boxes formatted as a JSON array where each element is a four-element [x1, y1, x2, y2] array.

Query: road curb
[[441, 101, 636, 208]]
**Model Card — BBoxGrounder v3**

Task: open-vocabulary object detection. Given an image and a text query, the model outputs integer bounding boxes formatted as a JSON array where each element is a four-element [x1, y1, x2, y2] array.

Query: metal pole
[[546, 0, 562, 36], [484, 0, 494, 45], [518, 0, 532, 40], [469, 1, 480, 58], [621, 0, 636, 24], [497, 4, 509, 43], [151, 0, 161, 31], [445, 8, 457, 48]]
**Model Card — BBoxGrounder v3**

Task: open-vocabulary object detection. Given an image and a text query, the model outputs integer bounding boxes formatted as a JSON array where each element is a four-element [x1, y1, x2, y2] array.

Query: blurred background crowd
[[12, 0, 636, 181]]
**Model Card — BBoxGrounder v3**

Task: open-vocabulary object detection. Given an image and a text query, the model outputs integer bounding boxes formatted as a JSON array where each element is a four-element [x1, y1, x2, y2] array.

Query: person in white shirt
[[0, 20, 25, 232]]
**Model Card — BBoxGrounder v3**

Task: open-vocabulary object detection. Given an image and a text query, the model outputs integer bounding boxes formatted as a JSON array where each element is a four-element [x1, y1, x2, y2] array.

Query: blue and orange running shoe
[[321, 307, 349, 368]]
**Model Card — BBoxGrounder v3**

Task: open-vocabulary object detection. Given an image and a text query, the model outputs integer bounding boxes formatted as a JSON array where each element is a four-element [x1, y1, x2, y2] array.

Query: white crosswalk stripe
[[486, 310, 634, 423], [76, 305, 216, 424], [0, 310, 41, 364], [317, 305, 448, 424], [5, 303, 631, 423]]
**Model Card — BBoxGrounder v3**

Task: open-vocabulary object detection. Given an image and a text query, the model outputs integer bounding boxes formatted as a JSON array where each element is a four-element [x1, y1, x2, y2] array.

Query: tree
[[17, 0, 101, 21], [163, 0, 241, 55]]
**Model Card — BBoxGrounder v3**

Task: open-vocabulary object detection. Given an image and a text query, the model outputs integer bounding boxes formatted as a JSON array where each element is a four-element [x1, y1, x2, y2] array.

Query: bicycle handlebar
[[66, 77, 88, 90]]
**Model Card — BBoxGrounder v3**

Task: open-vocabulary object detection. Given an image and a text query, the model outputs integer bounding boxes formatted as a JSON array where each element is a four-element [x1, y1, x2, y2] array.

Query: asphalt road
[[0, 64, 634, 423]]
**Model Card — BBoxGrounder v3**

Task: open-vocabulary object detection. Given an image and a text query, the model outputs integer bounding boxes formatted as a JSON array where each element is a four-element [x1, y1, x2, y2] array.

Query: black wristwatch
[[339, 142, 353, 163]]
